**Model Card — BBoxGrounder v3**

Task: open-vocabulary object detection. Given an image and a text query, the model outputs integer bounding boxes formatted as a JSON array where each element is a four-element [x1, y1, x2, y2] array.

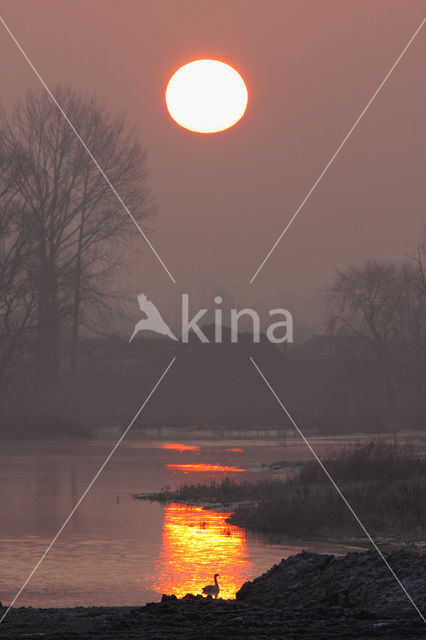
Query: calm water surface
[[0, 437, 365, 607]]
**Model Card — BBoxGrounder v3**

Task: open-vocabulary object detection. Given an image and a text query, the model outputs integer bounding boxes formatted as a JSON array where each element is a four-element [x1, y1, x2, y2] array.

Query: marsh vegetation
[[149, 440, 426, 539]]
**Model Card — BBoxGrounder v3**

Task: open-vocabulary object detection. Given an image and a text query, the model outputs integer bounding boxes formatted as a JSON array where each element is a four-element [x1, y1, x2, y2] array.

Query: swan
[[129, 293, 178, 342], [202, 573, 220, 598]]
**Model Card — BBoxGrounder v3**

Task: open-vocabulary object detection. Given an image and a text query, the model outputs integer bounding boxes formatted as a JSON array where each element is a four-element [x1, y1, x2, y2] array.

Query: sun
[[165, 59, 248, 134]]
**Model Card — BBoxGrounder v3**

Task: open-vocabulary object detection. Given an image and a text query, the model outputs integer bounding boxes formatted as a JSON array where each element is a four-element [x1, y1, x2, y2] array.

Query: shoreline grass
[[137, 440, 426, 539]]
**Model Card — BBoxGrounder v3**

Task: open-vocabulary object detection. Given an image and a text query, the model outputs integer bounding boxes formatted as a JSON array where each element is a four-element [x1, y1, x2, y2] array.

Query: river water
[[0, 436, 366, 607]]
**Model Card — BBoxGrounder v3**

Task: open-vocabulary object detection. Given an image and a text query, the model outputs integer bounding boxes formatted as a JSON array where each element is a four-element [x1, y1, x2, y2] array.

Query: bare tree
[[401, 240, 426, 394], [328, 261, 405, 406], [0, 151, 34, 386], [406, 238, 426, 297], [1, 87, 152, 390]]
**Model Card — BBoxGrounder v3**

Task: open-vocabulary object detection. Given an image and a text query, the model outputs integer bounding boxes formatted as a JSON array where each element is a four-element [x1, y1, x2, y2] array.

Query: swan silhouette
[[129, 293, 178, 342], [202, 573, 220, 598]]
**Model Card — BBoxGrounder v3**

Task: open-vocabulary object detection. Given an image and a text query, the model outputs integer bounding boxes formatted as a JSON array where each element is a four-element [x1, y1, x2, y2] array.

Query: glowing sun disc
[[166, 59, 248, 133]]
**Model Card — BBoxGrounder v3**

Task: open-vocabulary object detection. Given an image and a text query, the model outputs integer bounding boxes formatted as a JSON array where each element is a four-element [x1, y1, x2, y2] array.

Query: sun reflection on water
[[150, 503, 253, 599], [161, 443, 201, 452], [167, 463, 244, 473]]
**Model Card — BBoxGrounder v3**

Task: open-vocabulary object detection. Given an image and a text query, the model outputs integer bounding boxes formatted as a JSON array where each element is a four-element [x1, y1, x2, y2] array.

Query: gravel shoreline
[[1, 550, 425, 639], [0, 598, 424, 640]]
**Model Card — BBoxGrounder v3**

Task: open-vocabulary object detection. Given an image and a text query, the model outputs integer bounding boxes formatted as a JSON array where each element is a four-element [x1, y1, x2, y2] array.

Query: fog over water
[[0, 2, 425, 622], [0, 437, 369, 606]]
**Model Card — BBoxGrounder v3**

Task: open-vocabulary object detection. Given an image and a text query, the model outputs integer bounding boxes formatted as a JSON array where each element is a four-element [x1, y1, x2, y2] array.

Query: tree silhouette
[[0, 87, 152, 393]]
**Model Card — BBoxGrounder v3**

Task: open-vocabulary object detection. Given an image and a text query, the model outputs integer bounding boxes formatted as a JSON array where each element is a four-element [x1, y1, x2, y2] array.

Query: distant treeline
[[0, 87, 425, 437], [323, 252, 426, 431], [0, 86, 151, 426]]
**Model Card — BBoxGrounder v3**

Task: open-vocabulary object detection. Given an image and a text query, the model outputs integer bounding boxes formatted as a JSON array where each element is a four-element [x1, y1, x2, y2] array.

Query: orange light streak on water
[[167, 463, 244, 473], [161, 443, 201, 451], [151, 503, 253, 599]]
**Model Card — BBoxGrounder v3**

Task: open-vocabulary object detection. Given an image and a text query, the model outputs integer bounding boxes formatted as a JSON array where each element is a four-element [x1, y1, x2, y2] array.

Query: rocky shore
[[236, 549, 426, 618], [0, 550, 424, 639]]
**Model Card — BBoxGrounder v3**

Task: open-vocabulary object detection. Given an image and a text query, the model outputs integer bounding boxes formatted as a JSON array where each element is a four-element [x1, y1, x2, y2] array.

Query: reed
[[170, 440, 426, 538]]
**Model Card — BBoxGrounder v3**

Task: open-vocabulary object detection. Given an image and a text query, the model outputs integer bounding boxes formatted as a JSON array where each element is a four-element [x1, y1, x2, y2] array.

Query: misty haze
[[0, 2, 425, 639]]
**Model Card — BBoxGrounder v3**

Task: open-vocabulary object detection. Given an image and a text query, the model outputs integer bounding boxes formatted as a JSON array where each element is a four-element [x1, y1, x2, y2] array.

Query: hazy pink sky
[[0, 0, 424, 335]]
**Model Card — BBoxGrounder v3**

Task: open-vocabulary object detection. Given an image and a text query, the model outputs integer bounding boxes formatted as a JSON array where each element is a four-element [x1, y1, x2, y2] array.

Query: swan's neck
[[214, 576, 219, 586]]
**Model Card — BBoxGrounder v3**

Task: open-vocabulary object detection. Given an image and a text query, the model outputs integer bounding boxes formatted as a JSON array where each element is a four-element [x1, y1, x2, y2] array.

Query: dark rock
[[0, 601, 423, 639], [160, 594, 178, 602], [182, 593, 203, 601], [236, 549, 426, 619]]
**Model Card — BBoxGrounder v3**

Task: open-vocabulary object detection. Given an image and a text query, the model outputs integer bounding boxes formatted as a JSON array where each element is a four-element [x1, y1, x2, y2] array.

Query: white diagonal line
[[250, 356, 426, 624], [0, 15, 176, 285], [249, 17, 426, 284], [0, 356, 176, 624]]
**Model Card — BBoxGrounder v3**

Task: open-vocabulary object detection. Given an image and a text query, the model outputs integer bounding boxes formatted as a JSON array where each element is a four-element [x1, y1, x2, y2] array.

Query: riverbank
[[0, 599, 423, 640], [135, 489, 425, 553], [134, 440, 426, 547], [1, 550, 425, 639]]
